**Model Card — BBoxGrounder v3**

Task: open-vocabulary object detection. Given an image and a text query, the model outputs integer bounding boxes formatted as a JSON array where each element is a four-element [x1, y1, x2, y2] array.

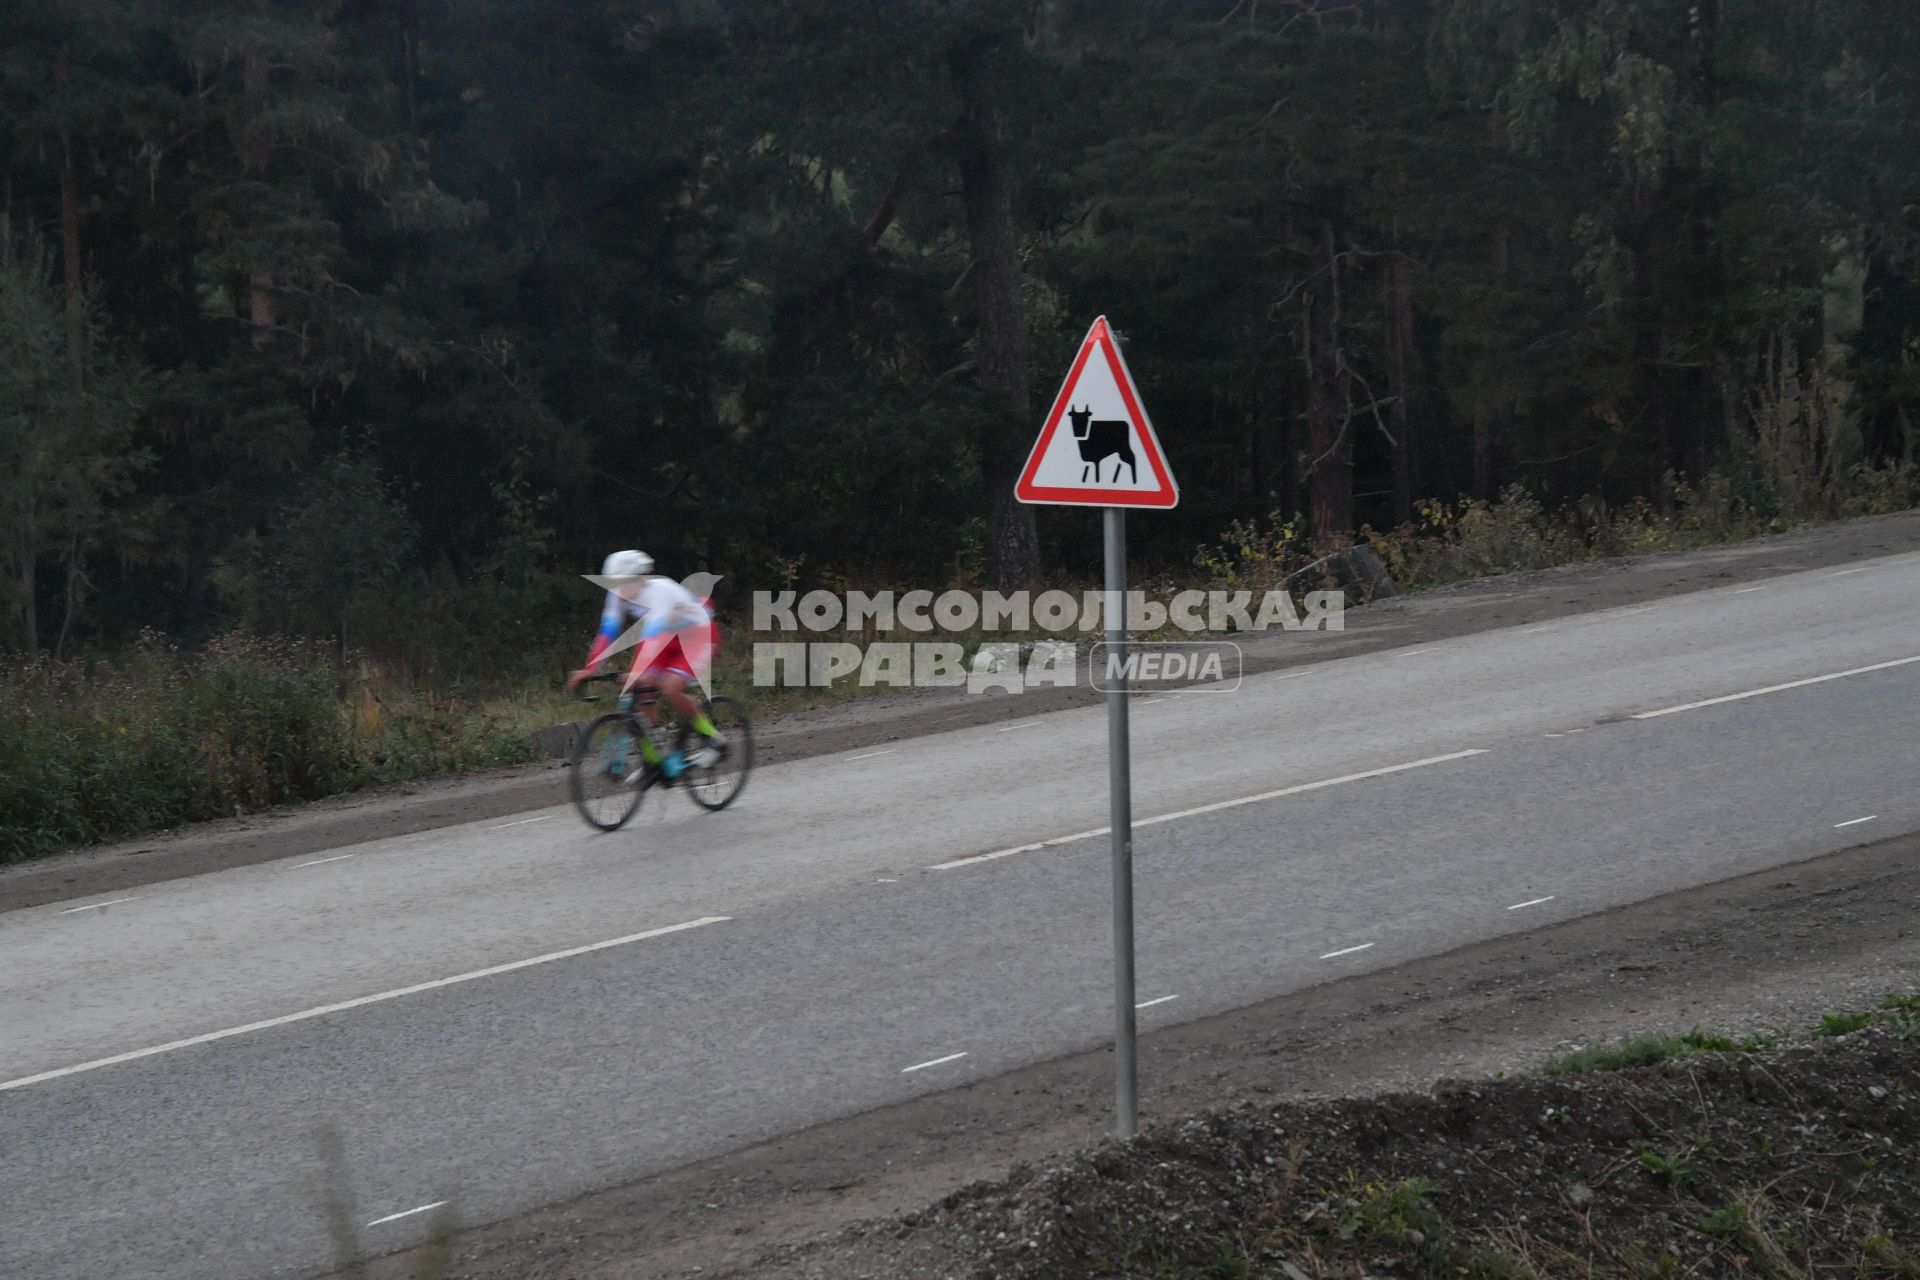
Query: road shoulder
[[345, 828, 1920, 1280]]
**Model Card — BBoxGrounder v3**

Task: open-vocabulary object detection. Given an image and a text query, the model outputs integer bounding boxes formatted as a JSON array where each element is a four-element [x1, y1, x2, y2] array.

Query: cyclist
[[567, 550, 725, 778]]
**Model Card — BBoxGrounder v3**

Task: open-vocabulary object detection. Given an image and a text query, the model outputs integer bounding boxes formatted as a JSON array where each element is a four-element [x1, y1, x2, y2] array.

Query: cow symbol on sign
[[1067, 406, 1138, 484]]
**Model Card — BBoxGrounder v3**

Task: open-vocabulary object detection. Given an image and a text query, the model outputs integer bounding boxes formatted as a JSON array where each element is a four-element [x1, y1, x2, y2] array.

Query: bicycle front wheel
[[681, 696, 753, 811], [569, 712, 648, 831]]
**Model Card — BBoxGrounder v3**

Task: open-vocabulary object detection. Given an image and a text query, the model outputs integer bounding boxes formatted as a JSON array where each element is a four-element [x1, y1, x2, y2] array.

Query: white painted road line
[[1835, 816, 1878, 829], [1632, 655, 1920, 720], [848, 750, 895, 761], [1617, 606, 1656, 617], [1320, 943, 1375, 961], [902, 1052, 967, 1074], [1732, 585, 1769, 594], [0, 916, 731, 1094], [1396, 648, 1435, 658], [1521, 626, 1554, 634], [61, 898, 135, 914], [366, 1201, 448, 1227], [931, 749, 1490, 871], [1137, 698, 1166, 706], [1507, 895, 1556, 911], [996, 723, 1038, 733], [1136, 995, 1179, 1010], [486, 815, 551, 831], [294, 854, 356, 869], [1828, 566, 1873, 577]]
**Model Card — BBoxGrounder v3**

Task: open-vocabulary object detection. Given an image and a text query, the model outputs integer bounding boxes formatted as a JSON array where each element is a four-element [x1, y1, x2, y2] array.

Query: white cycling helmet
[[602, 549, 653, 578]]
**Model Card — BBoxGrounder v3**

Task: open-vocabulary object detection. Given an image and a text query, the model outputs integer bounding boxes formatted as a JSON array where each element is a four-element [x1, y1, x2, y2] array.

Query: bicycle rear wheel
[[680, 695, 753, 811], [569, 712, 648, 830]]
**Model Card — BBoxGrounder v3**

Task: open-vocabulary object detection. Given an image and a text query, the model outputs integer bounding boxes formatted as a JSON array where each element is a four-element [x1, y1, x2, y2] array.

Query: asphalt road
[[3, 552, 1917, 1279]]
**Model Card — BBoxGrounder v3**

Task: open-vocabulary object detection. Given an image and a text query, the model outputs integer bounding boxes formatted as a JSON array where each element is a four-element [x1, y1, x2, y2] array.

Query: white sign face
[[1016, 317, 1177, 509]]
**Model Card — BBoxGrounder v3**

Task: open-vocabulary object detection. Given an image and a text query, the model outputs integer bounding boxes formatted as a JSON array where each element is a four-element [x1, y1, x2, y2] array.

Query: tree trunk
[[1302, 221, 1352, 541], [55, 53, 85, 391], [55, 534, 82, 657], [1629, 212, 1671, 509], [1383, 254, 1418, 524], [956, 65, 1041, 592], [17, 547, 37, 653], [1472, 408, 1493, 501], [1682, 0, 1719, 486], [1685, 366, 1709, 485], [1470, 225, 1509, 501], [244, 43, 276, 341]]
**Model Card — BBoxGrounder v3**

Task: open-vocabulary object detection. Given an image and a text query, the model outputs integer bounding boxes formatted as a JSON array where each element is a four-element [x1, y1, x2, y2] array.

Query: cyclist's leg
[[654, 668, 702, 727], [621, 656, 664, 768]]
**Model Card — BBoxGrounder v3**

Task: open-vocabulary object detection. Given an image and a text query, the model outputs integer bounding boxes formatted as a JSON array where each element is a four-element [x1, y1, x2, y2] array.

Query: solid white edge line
[[848, 750, 895, 761], [902, 1051, 967, 1074], [1320, 943, 1375, 960], [0, 917, 730, 1093], [1395, 648, 1435, 658], [294, 854, 356, 869], [930, 749, 1490, 871], [61, 897, 135, 914], [367, 1201, 448, 1227], [1732, 585, 1769, 594], [1136, 995, 1179, 1009], [486, 815, 551, 831], [1507, 895, 1556, 910], [1828, 567, 1872, 577], [1631, 655, 1920, 719], [1834, 816, 1879, 829], [995, 723, 1039, 733]]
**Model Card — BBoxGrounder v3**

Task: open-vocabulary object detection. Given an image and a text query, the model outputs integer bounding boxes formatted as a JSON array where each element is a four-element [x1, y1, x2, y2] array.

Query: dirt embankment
[[769, 1019, 1920, 1280]]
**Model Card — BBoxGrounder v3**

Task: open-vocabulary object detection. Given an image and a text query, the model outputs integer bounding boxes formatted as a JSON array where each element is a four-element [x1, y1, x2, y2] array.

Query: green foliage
[[1546, 1030, 1743, 1075], [0, 635, 540, 861], [0, 0, 1916, 690], [0, 225, 149, 652], [1862, 1233, 1920, 1280], [1701, 1204, 1749, 1240], [212, 453, 418, 652], [1813, 1012, 1876, 1039], [1637, 1148, 1694, 1188], [1325, 1175, 1451, 1257]]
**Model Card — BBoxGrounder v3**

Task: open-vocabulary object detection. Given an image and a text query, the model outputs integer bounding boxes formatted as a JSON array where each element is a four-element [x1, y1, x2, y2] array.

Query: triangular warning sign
[[1015, 316, 1178, 508]]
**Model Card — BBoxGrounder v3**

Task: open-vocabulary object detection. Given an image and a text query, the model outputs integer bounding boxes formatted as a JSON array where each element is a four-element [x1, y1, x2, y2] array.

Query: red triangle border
[[1015, 316, 1179, 509]]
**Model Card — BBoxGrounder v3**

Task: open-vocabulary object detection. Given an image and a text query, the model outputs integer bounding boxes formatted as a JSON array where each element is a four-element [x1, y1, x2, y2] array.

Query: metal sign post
[[1104, 506, 1138, 1138], [1013, 316, 1175, 1141]]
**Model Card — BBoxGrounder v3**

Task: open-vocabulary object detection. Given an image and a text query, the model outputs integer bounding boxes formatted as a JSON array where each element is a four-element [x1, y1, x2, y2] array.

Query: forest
[[4, 0, 1918, 675]]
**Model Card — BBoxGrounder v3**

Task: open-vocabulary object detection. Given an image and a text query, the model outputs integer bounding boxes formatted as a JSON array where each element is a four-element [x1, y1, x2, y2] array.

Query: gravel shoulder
[[9, 509, 1920, 913], [342, 827, 1920, 1280]]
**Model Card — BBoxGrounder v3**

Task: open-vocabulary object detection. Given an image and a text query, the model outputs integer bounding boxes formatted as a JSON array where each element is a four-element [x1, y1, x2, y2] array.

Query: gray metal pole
[[1103, 506, 1138, 1138]]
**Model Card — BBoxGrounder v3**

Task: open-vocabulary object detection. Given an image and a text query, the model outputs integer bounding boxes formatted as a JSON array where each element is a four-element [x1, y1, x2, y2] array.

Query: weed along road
[[5, 551, 1920, 1280]]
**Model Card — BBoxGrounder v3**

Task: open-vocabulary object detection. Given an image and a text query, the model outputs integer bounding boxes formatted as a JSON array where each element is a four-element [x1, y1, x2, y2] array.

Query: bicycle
[[566, 672, 754, 831]]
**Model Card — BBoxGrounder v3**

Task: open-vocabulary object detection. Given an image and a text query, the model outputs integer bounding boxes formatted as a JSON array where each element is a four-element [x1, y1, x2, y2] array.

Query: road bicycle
[[567, 672, 753, 831]]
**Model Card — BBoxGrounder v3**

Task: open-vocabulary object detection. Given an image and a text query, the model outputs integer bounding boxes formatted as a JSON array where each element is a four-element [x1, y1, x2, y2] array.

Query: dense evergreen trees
[[2, 0, 1915, 655]]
